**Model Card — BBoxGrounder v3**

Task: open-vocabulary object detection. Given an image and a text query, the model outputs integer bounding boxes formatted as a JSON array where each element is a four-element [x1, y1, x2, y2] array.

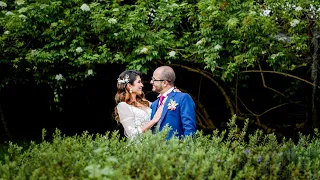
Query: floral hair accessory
[[168, 99, 178, 110], [117, 74, 129, 84]]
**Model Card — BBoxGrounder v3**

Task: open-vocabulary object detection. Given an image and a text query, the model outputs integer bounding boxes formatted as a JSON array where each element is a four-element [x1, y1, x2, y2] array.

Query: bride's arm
[[140, 105, 163, 133], [117, 102, 140, 137], [117, 103, 163, 137]]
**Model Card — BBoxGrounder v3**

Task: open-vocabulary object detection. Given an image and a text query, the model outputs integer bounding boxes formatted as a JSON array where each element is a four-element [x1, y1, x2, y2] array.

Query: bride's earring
[[129, 87, 132, 93]]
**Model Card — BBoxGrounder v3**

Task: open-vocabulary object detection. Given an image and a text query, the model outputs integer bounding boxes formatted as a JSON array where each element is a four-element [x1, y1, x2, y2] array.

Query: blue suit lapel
[[151, 98, 160, 119], [158, 92, 176, 127]]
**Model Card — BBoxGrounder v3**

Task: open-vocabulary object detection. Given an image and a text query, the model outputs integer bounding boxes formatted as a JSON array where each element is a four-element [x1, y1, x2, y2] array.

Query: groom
[[150, 66, 196, 139]]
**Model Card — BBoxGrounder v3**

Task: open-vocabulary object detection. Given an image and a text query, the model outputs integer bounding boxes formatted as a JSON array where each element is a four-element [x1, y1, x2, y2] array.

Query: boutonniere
[[168, 99, 178, 110]]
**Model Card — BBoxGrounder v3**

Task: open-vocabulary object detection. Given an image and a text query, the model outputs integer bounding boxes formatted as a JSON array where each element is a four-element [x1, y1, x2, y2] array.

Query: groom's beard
[[153, 85, 163, 93]]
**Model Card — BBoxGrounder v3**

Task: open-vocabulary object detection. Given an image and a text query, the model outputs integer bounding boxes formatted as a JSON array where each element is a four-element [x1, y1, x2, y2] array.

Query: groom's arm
[[180, 94, 196, 136]]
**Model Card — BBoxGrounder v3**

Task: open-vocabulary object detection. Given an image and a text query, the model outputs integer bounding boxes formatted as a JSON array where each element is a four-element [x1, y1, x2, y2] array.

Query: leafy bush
[[1, 0, 319, 85], [1, 116, 320, 179], [0, 145, 7, 163]]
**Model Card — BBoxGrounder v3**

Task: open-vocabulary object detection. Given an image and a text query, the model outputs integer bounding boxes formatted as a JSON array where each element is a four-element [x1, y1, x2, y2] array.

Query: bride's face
[[131, 75, 144, 95]]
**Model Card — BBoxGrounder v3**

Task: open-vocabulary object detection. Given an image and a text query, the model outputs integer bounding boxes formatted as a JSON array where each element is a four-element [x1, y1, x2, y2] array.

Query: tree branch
[[237, 116, 283, 138], [258, 102, 290, 117], [237, 97, 257, 116], [198, 75, 202, 101], [257, 63, 286, 98], [235, 73, 239, 115], [166, 63, 235, 116], [242, 70, 320, 89], [178, 87, 216, 129]]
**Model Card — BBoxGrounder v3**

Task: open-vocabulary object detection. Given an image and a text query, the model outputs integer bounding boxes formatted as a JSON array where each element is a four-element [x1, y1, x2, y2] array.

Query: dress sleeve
[[117, 102, 142, 138]]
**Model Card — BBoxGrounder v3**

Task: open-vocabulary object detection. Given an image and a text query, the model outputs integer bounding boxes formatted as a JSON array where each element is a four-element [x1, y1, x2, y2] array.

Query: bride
[[114, 70, 164, 138]]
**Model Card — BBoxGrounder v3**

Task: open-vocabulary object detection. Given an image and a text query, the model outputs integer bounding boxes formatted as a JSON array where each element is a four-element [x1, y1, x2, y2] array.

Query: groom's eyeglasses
[[151, 77, 171, 83]]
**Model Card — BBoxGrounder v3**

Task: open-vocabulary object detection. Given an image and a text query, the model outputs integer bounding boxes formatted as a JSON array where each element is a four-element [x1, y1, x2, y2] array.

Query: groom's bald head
[[155, 66, 175, 86]]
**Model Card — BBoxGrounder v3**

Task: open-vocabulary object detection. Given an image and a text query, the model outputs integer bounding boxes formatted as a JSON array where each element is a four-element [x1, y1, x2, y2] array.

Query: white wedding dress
[[117, 102, 152, 138]]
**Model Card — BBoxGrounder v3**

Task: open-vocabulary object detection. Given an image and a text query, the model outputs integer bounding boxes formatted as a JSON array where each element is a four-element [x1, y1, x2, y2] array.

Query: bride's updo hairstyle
[[113, 70, 149, 123]]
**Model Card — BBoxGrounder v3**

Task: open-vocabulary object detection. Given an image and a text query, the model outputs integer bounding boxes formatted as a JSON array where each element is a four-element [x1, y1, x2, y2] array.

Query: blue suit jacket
[[150, 91, 196, 139]]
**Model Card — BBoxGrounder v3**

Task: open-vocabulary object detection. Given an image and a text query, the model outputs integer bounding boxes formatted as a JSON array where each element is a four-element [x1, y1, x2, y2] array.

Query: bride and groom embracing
[[114, 66, 196, 140]]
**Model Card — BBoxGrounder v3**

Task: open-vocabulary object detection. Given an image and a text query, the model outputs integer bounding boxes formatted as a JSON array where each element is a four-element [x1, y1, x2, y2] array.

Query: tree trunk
[[311, 27, 319, 129], [0, 103, 11, 140]]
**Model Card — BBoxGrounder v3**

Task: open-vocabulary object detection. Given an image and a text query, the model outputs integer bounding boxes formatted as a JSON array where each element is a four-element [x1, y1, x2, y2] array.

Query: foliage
[[0, 0, 319, 104], [1, 0, 320, 140], [1, 0, 319, 83], [196, 0, 320, 81], [0, 116, 320, 179], [0, 144, 7, 162]]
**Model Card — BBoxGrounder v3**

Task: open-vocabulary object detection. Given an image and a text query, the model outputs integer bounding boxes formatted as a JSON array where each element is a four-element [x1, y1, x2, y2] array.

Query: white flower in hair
[[117, 74, 129, 84]]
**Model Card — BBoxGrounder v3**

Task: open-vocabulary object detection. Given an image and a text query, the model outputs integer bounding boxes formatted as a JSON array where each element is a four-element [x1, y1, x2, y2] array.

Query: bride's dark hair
[[113, 70, 149, 123]]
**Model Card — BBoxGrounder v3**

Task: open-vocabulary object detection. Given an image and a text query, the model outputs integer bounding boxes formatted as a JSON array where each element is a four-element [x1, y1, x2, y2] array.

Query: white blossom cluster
[[108, 18, 117, 24], [55, 74, 63, 81], [19, 14, 27, 20], [214, 44, 222, 50], [15, 0, 24, 5], [5, 11, 14, 16], [0, 1, 7, 8], [270, 52, 284, 60], [169, 51, 176, 57], [140, 47, 148, 54], [76, 47, 83, 53], [18, 7, 28, 13], [259, 2, 320, 34], [31, 49, 38, 54], [290, 19, 300, 27], [148, 8, 156, 19], [196, 40, 203, 45], [265, 2, 320, 19], [261, 9, 271, 16], [80, 4, 90, 11], [87, 69, 93, 76]]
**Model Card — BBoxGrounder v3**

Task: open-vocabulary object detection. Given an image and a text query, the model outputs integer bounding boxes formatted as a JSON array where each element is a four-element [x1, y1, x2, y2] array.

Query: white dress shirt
[[158, 87, 174, 106]]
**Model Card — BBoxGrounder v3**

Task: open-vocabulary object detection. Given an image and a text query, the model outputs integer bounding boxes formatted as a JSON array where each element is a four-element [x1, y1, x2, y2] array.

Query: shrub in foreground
[[1, 117, 320, 179]]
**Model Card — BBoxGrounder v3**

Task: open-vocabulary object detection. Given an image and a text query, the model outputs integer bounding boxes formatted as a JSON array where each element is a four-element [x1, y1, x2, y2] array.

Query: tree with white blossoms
[[259, 0, 320, 128], [192, 0, 320, 130], [0, 0, 320, 132]]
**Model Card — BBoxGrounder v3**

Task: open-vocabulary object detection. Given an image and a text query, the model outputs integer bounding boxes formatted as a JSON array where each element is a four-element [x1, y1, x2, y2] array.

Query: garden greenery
[[1, 0, 319, 91], [1, 116, 320, 179], [1, 1, 320, 178], [1, 0, 320, 130]]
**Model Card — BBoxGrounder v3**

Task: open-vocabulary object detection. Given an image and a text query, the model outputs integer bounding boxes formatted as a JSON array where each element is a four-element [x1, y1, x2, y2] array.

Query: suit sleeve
[[150, 101, 157, 120], [117, 102, 142, 138], [180, 94, 197, 136]]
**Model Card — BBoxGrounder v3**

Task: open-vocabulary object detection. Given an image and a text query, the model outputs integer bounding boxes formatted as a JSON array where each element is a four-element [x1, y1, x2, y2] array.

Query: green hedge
[[1, 117, 320, 179]]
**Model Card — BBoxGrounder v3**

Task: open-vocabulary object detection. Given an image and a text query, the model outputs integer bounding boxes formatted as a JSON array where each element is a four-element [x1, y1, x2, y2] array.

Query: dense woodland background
[[0, 0, 320, 142]]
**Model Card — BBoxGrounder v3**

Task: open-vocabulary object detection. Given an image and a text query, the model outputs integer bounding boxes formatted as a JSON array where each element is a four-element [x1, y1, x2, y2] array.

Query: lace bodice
[[117, 102, 152, 138]]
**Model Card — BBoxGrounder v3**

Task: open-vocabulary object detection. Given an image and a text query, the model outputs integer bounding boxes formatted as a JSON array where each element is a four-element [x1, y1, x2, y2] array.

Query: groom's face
[[150, 70, 164, 93]]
